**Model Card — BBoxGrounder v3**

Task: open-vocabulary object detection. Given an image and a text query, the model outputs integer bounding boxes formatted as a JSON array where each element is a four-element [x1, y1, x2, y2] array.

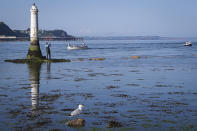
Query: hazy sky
[[1, 0, 197, 37]]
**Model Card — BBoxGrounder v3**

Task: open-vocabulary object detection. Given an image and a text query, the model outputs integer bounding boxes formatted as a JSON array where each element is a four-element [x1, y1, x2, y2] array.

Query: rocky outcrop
[[88, 58, 105, 61], [66, 119, 85, 127], [4, 58, 71, 63], [106, 120, 122, 128], [130, 56, 141, 59]]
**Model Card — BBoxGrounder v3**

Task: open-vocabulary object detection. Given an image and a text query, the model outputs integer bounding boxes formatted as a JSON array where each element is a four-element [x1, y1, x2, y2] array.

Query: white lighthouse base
[[27, 39, 43, 59]]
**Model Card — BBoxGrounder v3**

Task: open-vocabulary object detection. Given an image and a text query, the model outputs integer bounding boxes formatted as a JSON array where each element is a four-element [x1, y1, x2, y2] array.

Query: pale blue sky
[[0, 0, 197, 37]]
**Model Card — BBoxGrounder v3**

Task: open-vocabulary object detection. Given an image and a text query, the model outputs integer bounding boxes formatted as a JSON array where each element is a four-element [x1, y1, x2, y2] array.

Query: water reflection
[[46, 62, 51, 80], [27, 63, 42, 114]]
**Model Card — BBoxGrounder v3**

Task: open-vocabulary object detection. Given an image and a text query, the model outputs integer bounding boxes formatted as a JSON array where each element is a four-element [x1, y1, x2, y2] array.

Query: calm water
[[0, 40, 197, 130]]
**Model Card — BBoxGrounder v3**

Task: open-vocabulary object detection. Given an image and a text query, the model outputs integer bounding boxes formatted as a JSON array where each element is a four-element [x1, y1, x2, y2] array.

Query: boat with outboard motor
[[67, 41, 88, 50], [184, 41, 192, 46]]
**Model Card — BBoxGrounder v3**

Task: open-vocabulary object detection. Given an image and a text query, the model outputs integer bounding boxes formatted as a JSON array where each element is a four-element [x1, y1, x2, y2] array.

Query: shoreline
[[0, 37, 83, 41], [1, 36, 197, 42]]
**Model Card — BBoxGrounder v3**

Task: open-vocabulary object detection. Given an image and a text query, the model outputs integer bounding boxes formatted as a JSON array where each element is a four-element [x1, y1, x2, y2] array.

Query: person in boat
[[81, 41, 87, 47], [68, 42, 71, 47], [45, 42, 51, 60], [74, 44, 79, 47], [82, 42, 85, 47], [184, 41, 192, 46]]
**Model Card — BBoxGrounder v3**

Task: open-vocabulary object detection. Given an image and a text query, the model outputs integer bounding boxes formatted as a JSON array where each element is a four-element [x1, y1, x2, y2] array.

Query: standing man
[[45, 42, 51, 60]]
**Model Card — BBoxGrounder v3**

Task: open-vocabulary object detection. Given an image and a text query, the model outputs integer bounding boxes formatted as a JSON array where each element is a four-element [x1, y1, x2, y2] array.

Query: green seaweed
[[5, 58, 71, 63], [119, 127, 137, 131], [89, 128, 103, 131], [48, 129, 62, 131], [168, 126, 176, 131], [141, 123, 152, 128], [162, 120, 176, 124]]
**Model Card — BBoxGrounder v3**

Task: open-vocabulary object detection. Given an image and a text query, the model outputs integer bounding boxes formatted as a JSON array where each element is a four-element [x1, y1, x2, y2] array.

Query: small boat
[[184, 41, 192, 46], [67, 41, 88, 50]]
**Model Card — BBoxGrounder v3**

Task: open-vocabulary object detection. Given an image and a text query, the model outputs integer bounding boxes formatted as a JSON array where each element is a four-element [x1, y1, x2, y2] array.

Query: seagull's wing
[[71, 108, 82, 116]]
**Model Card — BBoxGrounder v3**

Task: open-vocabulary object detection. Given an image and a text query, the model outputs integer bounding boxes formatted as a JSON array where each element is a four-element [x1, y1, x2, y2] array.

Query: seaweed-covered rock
[[27, 44, 43, 59], [106, 85, 120, 89], [78, 58, 84, 61], [106, 120, 122, 128], [66, 119, 85, 127], [93, 58, 105, 61], [130, 56, 140, 59], [88, 58, 105, 61], [4, 58, 71, 63]]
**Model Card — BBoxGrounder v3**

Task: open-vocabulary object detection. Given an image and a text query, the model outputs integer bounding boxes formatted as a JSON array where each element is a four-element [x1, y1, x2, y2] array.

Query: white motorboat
[[184, 41, 192, 46], [67, 42, 88, 50]]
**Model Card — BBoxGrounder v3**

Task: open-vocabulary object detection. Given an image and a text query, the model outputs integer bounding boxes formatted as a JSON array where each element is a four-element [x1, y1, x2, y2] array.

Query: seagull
[[69, 104, 84, 117]]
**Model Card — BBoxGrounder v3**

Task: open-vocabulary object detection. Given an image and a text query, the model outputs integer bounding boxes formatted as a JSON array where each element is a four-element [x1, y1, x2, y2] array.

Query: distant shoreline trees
[[0, 22, 80, 41]]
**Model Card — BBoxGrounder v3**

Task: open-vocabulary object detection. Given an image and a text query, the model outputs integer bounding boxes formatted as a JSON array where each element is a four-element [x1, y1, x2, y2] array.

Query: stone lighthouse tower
[[27, 3, 42, 59]]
